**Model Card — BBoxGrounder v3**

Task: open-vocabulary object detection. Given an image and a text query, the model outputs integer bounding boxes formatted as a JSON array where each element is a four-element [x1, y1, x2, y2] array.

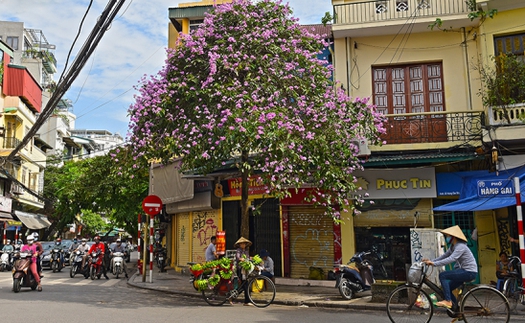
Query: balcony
[[332, 0, 475, 38], [2, 64, 42, 113], [3, 137, 22, 149], [483, 104, 525, 145], [380, 110, 483, 145]]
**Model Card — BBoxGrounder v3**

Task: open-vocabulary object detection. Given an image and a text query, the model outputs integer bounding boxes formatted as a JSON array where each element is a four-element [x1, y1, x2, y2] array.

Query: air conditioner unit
[[353, 139, 371, 157]]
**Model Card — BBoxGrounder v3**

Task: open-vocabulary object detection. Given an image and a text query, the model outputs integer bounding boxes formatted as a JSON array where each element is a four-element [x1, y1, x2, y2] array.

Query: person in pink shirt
[[20, 234, 42, 291]]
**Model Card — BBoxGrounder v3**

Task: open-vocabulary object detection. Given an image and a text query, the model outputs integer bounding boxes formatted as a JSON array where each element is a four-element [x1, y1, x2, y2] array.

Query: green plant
[[478, 54, 525, 122], [0, 62, 3, 85], [480, 54, 525, 105]]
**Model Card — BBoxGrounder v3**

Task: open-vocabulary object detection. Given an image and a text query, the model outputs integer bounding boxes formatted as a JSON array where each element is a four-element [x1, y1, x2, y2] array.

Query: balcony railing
[[487, 103, 525, 126], [3, 137, 22, 149], [382, 110, 483, 144], [334, 0, 470, 25]]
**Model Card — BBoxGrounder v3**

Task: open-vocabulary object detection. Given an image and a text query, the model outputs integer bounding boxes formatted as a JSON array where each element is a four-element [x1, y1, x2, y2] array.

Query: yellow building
[[332, 0, 525, 284]]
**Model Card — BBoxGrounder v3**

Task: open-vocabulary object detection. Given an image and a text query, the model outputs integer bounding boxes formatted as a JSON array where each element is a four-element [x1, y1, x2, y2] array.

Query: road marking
[[46, 278, 70, 285], [101, 279, 120, 287]]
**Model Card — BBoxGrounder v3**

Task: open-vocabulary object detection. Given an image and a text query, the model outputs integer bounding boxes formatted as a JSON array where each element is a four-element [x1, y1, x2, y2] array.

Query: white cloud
[[0, 0, 332, 136]]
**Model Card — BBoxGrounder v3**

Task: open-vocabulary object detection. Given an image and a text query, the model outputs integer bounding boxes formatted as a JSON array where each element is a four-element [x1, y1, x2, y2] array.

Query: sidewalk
[[127, 266, 384, 310]]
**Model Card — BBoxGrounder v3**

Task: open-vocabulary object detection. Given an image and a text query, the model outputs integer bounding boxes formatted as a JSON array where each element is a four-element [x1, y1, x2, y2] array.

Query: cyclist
[[423, 225, 477, 309]]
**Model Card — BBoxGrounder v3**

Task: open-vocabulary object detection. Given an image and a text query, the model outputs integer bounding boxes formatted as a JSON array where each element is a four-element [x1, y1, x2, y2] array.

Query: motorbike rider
[[84, 236, 109, 279], [53, 237, 66, 267], [32, 233, 44, 278], [1, 239, 14, 253], [20, 234, 42, 291], [110, 238, 128, 279]]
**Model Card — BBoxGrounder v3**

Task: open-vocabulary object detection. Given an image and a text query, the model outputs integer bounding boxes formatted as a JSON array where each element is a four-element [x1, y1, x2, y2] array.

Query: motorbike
[[70, 250, 87, 278], [88, 249, 104, 280], [334, 248, 387, 300], [0, 250, 14, 272], [50, 248, 64, 273], [111, 251, 125, 278], [155, 247, 167, 272], [12, 251, 39, 292]]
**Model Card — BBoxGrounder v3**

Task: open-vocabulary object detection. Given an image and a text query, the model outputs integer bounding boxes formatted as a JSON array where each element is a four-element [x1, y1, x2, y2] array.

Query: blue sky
[[0, 0, 332, 139]]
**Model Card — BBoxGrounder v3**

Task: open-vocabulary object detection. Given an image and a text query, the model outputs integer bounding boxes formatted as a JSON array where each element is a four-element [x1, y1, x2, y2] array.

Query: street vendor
[[234, 236, 252, 306]]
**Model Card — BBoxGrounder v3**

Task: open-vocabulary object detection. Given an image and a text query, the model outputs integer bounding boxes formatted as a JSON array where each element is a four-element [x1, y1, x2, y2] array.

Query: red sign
[[216, 231, 226, 255], [142, 195, 163, 215], [227, 175, 268, 196]]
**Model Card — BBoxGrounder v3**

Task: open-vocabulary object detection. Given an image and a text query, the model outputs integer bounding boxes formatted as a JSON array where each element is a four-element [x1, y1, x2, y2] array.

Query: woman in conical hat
[[423, 225, 477, 309], [234, 236, 252, 306]]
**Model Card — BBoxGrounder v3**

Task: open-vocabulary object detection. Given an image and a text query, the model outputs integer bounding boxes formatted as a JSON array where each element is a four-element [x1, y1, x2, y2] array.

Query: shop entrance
[[354, 227, 411, 281]]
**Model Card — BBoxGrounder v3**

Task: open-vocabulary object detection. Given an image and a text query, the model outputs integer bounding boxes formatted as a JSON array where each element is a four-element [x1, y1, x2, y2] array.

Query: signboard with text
[[477, 179, 513, 198], [216, 231, 226, 255]]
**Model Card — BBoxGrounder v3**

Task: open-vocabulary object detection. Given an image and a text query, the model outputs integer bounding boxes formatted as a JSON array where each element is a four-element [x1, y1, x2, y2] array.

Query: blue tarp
[[433, 166, 525, 212]]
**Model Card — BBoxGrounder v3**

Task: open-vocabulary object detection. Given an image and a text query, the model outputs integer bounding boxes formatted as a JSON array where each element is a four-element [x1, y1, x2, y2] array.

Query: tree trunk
[[240, 150, 250, 240]]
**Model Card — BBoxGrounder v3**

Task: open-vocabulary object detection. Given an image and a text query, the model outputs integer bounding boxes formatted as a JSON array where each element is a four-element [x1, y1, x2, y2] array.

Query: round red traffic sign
[[142, 195, 163, 215]]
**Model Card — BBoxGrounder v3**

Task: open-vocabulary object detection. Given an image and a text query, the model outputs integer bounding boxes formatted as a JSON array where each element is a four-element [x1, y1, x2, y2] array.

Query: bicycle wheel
[[461, 286, 509, 323], [386, 285, 433, 323], [247, 275, 276, 308], [502, 276, 524, 312], [202, 279, 232, 306]]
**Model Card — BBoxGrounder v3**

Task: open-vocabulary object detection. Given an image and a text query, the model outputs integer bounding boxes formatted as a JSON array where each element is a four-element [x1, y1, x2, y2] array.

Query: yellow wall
[[340, 209, 355, 264], [333, 30, 483, 113], [477, 8, 525, 66]]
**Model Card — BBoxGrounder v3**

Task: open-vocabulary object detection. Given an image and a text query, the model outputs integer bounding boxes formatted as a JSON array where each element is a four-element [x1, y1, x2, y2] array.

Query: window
[[373, 62, 447, 143], [373, 62, 445, 115], [494, 33, 525, 57], [189, 19, 204, 32], [6, 36, 19, 50]]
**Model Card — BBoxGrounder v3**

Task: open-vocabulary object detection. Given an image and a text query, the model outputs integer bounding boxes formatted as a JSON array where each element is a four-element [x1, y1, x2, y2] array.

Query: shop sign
[[356, 167, 436, 199], [477, 179, 513, 197], [0, 196, 12, 213], [227, 175, 268, 196]]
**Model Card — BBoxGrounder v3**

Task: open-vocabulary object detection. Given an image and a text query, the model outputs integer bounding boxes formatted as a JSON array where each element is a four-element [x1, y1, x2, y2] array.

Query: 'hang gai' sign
[[477, 179, 514, 197]]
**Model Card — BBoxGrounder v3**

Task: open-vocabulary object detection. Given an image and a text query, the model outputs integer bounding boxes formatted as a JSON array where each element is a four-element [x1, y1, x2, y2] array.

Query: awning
[[434, 166, 525, 212], [0, 211, 13, 220], [14, 211, 52, 230]]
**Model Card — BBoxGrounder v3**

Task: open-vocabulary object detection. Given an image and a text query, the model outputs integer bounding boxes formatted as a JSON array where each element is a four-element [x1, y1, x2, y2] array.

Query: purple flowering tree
[[128, 0, 385, 238]]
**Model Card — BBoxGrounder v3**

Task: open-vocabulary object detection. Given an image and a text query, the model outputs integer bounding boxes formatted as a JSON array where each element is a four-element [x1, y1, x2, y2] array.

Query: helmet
[[27, 234, 35, 242], [33, 233, 39, 241], [81, 238, 87, 242], [6, 239, 10, 244], [116, 238, 122, 243], [56, 237, 62, 242], [94, 235, 100, 241]]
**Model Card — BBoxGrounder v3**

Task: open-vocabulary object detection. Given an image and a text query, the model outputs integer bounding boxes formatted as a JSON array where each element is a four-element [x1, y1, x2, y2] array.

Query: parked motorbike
[[89, 249, 103, 280], [111, 251, 125, 278], [70, 250, 87, 278], [155, 247, 167, 272], [12, 251, 39, 293], [334, 248, 387, 300], [50, 248, 64, 273], [0, 250, 14, 272]]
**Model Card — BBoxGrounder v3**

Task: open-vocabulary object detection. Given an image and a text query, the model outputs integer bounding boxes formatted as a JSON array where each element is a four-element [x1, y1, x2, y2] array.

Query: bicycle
[[386, 262, 510, 323], [501, 256, 525, 312], [197, 258, 276, 308]]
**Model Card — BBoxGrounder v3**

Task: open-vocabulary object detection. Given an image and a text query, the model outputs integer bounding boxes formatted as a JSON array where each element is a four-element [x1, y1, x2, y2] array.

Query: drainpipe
[[345, 37, 351, 95], [462, 27, 473, 111]]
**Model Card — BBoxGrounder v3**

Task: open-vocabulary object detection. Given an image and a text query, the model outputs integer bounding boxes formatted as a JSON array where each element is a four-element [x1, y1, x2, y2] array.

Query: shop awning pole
[[2, 222, 6, 245], [514, 177, 525, 290]]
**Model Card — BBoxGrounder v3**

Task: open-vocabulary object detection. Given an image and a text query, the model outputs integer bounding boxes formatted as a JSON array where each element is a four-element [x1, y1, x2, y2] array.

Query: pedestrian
[[205, 236, 217, 262]]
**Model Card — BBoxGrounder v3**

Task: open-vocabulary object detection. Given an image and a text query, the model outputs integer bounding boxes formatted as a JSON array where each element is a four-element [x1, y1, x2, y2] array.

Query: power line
[[0, 0, 127, 201]]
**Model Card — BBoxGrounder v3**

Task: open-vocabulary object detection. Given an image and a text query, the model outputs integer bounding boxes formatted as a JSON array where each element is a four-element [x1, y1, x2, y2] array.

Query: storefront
[[352, 167, 437, 280]]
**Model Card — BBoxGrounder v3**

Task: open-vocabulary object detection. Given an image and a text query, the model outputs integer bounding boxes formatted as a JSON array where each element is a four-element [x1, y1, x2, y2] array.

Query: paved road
[[0, 268, 487, 323]]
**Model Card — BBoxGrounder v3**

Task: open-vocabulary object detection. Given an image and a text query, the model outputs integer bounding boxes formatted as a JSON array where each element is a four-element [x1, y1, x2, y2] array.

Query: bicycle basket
[[407, 262, 424, 285]]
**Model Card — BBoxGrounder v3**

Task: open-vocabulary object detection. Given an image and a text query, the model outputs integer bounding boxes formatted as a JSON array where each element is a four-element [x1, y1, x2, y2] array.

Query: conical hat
[[234, 237, 252, 247], [441, 225, 467, 242]]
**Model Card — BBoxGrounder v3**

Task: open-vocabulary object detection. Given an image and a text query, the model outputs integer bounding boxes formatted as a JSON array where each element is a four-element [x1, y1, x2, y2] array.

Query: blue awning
[[434, 166, 525, 212]]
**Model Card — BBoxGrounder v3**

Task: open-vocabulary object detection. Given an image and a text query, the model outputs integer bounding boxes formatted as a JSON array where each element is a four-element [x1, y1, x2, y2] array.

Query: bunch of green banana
[[196, 278, 209, 291], [208, 275, 220, 286], [252, 255, 263, 265], [219, 269, 233, 279]]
